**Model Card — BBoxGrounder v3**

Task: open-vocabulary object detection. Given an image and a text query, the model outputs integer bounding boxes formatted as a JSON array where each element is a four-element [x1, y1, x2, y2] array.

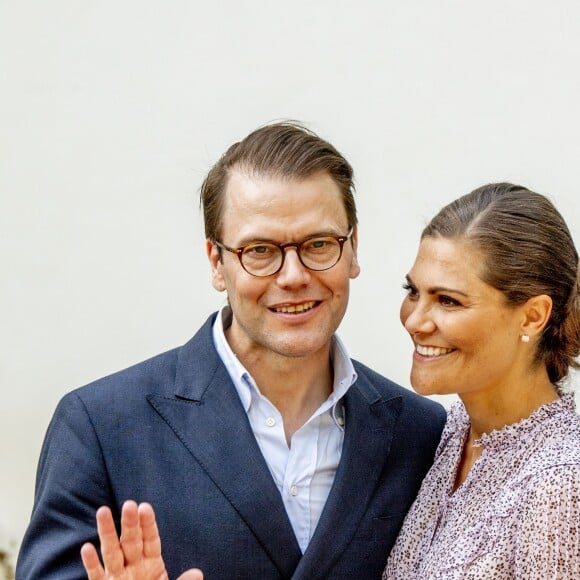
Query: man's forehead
[[224, 166, 334, 189], [222, 170, 344, 210], [219, 171, 349, 242]]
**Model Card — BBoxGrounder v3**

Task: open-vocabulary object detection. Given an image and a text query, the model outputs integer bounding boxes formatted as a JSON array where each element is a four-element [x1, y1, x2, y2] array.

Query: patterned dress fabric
[[384, 394, 580, 579]]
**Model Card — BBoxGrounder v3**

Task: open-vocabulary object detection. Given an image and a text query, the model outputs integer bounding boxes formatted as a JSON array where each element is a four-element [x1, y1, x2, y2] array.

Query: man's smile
[[270, 300, 319, 314]]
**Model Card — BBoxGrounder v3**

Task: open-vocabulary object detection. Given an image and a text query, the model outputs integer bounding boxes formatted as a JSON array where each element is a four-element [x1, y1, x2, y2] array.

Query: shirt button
[[337, 416, 344, 426], [266, 417, 276, 427], [290, 485, 298, 496]]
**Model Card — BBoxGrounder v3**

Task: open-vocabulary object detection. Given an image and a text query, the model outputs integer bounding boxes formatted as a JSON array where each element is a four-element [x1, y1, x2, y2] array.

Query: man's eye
[[245, 244, 276, 257], [303, 238, 331, 251]]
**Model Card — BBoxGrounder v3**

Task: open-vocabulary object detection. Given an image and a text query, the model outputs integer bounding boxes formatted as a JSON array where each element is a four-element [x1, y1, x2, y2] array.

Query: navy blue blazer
[[17, 313, 446, 579]]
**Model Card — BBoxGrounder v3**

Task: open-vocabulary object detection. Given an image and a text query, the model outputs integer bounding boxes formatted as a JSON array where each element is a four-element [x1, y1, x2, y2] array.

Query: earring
[[521, 334, 530, 343]]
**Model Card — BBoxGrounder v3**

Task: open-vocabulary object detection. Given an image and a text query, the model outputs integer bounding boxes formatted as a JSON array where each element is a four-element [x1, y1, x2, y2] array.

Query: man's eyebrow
[[405, 274, 469, 297], [234, 230, 346, 246]]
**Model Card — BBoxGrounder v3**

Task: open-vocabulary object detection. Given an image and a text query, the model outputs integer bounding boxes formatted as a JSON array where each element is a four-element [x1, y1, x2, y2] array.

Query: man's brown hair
[[200, 121, 357, 242]]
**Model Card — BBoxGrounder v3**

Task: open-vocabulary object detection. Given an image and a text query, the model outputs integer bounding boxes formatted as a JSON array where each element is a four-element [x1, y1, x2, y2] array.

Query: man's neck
[[258, 358, 333, 427], [226, 331, 334, 443]]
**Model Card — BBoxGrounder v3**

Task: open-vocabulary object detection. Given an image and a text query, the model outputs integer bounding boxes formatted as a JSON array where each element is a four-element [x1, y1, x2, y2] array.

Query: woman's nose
[[401, 299, 436, 335]]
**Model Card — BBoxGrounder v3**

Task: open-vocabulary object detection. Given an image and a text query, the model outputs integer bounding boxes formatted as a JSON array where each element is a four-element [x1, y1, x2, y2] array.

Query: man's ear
[[207, 240, 226, 292], [521, 294, 553, 338], [349, 227, 361, 280]]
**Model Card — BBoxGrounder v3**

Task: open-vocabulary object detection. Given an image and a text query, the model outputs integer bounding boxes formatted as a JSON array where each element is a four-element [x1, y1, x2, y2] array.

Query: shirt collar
[[212, 304, 357, 429]]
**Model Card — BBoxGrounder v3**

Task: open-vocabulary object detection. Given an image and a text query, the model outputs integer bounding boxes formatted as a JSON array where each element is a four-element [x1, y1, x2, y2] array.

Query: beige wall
[[1, 0, 579, 570]]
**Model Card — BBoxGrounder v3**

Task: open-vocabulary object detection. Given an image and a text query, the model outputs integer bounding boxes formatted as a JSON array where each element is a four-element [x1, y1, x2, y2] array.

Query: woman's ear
[[521, 294, 553, 338], [207, 240, 226, 292]]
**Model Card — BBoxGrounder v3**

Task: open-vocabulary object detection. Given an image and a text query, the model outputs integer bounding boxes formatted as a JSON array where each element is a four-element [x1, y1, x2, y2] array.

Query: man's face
[[207, 170, 360, 364]]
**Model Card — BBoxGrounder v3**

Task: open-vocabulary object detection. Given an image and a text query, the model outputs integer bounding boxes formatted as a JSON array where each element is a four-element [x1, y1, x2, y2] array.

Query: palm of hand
[[81, 502, 169, 580]]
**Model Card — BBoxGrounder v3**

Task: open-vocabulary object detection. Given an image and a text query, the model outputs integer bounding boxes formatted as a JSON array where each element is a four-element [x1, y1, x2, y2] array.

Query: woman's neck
[[462, 375, 558, 440]]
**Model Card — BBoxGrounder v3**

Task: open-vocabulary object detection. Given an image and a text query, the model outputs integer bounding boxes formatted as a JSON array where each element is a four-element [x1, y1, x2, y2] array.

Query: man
[[17, 122, 446, 579]]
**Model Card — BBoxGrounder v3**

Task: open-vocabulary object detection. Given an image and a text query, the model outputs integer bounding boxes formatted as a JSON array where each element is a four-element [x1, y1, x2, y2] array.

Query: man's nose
[[276, 247, 311, 286]]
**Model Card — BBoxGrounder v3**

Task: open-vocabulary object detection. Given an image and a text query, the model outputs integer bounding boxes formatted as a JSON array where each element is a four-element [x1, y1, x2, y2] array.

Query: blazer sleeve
[[16, 393, 114, 580]]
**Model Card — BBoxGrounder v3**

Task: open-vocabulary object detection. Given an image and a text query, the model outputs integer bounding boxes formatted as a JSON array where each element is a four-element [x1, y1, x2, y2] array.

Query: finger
[[138, 502, 163, 559], [119, 499, 144, 564], [95, 505, 125, 574], [80, 543, 105, 580], [177, 569, 204, 580]]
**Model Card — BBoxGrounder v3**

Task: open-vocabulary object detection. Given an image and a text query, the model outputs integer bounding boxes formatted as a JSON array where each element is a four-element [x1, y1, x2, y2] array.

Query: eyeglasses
[[214, 229, 354, 277]]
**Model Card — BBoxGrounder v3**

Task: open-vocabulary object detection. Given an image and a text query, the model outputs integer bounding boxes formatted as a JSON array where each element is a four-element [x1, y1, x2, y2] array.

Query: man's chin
[[269, 333, 331, 360]]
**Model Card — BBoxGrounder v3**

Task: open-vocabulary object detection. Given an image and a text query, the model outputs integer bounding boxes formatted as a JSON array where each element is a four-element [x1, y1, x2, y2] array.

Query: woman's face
[[400, 237, 529, 400]]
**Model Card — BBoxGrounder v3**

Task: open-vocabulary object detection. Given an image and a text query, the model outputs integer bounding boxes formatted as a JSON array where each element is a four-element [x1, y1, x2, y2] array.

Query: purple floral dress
[[384, 395, 580, 579]]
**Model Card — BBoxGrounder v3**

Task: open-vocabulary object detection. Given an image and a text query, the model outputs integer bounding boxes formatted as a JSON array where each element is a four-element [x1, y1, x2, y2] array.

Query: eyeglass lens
[[241, 236, 343, 276]]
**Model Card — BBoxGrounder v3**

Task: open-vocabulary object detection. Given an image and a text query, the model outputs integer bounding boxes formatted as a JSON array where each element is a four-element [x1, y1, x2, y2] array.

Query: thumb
[[176, 569, 204, 580]]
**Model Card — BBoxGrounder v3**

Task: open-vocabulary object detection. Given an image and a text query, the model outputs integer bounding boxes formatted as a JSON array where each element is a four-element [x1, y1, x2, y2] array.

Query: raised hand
[[81, 500, 203, 580]]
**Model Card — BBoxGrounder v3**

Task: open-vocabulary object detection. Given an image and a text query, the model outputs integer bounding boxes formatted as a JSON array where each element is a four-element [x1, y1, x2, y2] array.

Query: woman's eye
[[402, 283, 418, 298], [439, 295, 460, 306]]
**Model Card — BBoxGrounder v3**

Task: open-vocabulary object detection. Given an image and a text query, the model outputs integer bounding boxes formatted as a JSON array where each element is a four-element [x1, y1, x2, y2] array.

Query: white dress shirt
[[212, 306, 357, 552]]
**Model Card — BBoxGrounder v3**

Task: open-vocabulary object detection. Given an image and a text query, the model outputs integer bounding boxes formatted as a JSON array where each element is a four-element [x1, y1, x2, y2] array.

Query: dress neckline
[[472, 394, 575, 449]]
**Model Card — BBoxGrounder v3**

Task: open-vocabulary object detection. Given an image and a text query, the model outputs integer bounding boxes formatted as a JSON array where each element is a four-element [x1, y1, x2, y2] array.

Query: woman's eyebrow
[[405, 274, 468, 297]]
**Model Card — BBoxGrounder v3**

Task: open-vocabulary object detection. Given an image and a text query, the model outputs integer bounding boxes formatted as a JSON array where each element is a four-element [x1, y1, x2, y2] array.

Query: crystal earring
[[521, 334, 530, 343]]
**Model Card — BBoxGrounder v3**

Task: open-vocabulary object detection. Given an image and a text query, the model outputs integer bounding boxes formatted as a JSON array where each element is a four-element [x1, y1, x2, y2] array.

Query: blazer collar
[[149, 314, 302, 577], [172, 312, 222, 401], [151, 314, 402, 579], [293, 372, 402, 579]]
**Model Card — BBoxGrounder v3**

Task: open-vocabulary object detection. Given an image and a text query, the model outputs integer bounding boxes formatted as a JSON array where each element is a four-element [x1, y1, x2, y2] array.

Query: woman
[[384, 182, 580, 578], [82, 182, 580, 579]]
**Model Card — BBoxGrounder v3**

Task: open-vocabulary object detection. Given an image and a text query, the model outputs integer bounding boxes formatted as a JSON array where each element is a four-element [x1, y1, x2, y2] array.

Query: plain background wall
[[1, 0, 579, 565]]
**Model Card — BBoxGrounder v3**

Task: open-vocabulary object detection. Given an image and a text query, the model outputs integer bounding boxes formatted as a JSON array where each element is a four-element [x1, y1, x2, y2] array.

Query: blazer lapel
[[293, 373, 403, 580], [148, 316, 302, 577]]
